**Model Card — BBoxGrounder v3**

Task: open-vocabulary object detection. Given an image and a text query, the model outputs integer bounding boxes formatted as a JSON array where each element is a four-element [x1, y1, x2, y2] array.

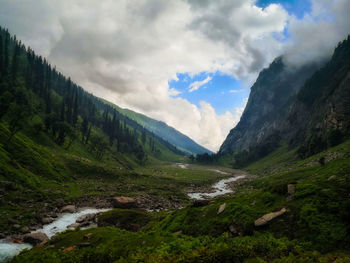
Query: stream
[[1, 165, 246, 262], [177, 163, 246, 200], [188, 175, 246, 200], [0, 208, 110, 263]]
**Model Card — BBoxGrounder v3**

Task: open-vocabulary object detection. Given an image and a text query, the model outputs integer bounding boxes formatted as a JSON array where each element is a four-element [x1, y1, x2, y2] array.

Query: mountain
[[102, 101, 212, 155], [219, 35, 350, 166], [0, 26, 185, 166], [219, 57, 321, 153]]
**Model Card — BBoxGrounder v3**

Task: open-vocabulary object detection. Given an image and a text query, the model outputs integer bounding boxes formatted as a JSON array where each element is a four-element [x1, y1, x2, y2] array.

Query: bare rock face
[[61, 205, 76, 213], [23, 232, 49, 245], [111, 196, 136, 209], [254, 208, 286, 227]]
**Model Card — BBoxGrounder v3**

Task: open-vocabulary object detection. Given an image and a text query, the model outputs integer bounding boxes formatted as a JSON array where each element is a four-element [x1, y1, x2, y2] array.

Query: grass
[[0, 122, 231, 235], [3, 117, 350, 262]]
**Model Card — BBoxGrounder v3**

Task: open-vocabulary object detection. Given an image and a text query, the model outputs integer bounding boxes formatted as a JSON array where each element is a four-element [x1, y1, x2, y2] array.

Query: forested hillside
[[0, 27, 185, 165], [106, 103, 212, 155]]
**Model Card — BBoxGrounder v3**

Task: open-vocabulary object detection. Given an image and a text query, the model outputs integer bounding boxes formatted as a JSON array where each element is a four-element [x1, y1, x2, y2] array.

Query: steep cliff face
[[286, 36, 350, 156], [220, 35, 350, 159], [219, 57, 320, 154]]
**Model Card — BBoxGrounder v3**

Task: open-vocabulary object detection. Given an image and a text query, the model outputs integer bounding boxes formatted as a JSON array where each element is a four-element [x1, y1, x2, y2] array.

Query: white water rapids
[[0, 208, 110, 263]]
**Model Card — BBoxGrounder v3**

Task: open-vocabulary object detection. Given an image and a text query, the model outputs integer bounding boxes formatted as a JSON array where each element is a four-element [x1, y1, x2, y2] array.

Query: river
[[0, 208, 109, 263]]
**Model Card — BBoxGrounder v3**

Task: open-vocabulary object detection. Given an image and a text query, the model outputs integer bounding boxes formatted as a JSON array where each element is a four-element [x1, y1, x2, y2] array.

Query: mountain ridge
[[100, 99, 212, 155]]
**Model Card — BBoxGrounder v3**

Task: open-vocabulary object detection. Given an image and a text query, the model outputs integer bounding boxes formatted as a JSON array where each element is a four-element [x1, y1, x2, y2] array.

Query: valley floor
[[2, 125, 350, 262]]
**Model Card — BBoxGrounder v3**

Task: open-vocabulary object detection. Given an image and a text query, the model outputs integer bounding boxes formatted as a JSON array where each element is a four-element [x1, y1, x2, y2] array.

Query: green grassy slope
[[12, 140, 350, 262]]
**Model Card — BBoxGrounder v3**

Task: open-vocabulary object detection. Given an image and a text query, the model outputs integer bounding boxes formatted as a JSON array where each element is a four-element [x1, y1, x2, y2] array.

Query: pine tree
[[0, 35, 3, 76], [72, 92, 78, 126], [4, 30, 9, 74], [11, 40, 20, 82]]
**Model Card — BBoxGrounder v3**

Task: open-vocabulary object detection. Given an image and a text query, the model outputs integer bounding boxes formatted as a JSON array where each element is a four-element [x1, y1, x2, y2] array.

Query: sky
[[0, 0, 349, 152]]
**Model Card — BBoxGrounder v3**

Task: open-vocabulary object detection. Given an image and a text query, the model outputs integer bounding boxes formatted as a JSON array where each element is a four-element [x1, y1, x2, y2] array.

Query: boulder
[[254, 208, 286, 227], [287, 184, 296, 201], [42, 217, 54, 224], [20, 226, 30, 234], [61, 205, 76, 213], [23, 232, 49, 245], [287, 184, 296, 195], [83, 233, 93, 240], [229, 223, 244, 236], [111, 196, 136, 208], [217, 203, 226, 214]]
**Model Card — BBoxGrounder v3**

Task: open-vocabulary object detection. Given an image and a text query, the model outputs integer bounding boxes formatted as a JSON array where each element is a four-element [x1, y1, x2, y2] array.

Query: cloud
[[229, 89, 245, 93], [169, 88, 181, 97], [284, 0, 350, 66], [188, 76, 212, 92], [0, 0, 347, 151]]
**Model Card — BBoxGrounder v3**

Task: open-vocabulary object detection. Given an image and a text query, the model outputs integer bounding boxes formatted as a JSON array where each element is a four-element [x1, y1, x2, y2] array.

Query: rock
[[0, 233, 5, 239], [83, 233, 93, 240], [254, 208, 287, 227], [56, 198, 64, 206], [50, 213, 58, 218], [63, 246, 76, 252], [13, 224, 21, 230], [23, 232, 49, 245], [111, 196, 136, 208], [61, 205, 76, 213], [67, 223, 80, 229], [328, 175, 337, 181], [287, 184, 296, 195], [191, 199, 209, 207], [13, 239, 23, 244], [229, 223, 244, 236], [20, 226, 30, 234], [42, 217, 54, 224], [287, 184, 296, 201], [217, 203, 226, 214], [36, 240, 48, 248]]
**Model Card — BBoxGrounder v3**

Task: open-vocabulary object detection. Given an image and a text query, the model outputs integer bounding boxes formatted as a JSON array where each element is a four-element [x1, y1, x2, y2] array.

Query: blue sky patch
[[169, 72, 249, 115], [256, 0, 312, 19]]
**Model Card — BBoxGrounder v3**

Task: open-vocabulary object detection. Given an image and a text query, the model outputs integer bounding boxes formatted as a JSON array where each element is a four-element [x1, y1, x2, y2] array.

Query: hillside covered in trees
[[0, 27, 186, 166]]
